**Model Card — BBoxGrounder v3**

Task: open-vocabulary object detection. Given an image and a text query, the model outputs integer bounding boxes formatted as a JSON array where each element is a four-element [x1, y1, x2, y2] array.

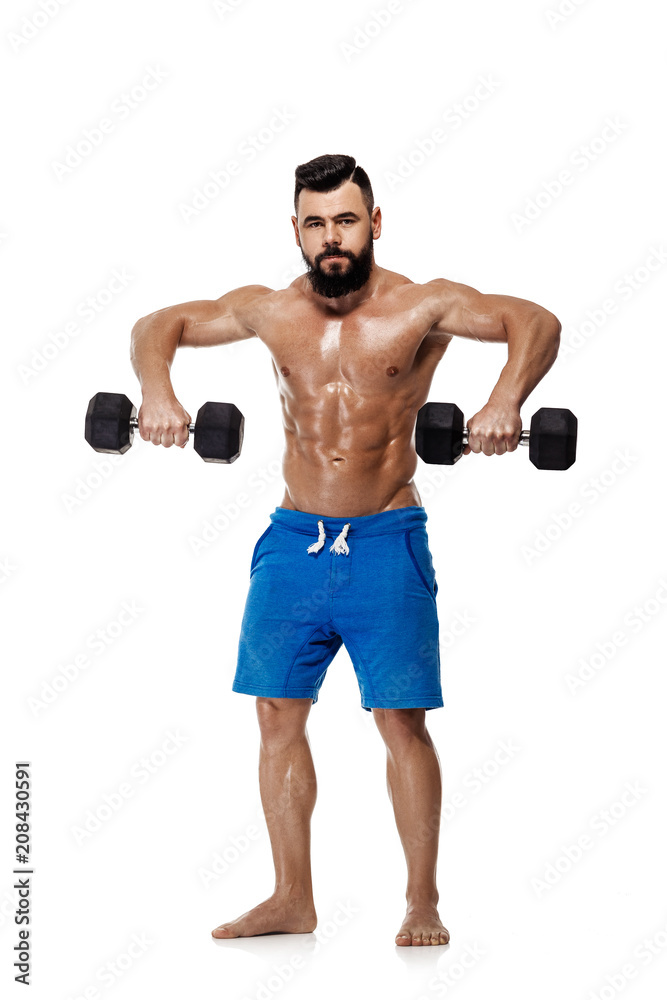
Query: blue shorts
[[232, 505, 443, 712]]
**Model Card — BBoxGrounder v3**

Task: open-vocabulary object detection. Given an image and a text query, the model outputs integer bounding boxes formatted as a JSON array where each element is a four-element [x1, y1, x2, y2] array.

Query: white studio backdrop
[[2, 0, 666, 998]]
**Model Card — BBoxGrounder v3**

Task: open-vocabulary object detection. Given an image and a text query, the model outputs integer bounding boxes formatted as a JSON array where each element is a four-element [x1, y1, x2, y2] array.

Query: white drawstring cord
[[306, 520, 352, 556], [330, 523, 351, 556], [306, 520, 326, 554]]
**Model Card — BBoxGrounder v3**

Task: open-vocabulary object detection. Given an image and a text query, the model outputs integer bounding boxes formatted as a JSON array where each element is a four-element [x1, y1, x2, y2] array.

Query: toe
[[212, 926, 233, 939]]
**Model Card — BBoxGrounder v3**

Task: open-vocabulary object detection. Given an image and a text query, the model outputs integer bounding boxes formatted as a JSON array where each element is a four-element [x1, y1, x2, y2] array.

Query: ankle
[[273, 882, 314, 905], [406, 891, 439, 910]]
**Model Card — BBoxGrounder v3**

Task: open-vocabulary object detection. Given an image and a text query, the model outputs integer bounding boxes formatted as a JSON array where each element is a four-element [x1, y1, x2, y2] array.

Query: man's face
[[292, 179, 380, 298]]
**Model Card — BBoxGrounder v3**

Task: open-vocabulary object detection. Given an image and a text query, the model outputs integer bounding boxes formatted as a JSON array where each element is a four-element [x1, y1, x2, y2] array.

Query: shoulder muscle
[[178, 284, 275, 348]]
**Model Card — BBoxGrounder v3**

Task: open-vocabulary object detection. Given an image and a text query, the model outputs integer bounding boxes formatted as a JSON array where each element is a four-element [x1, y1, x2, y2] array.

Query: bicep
[[425, 278, 547, 344], [177, 284, 274, 348]]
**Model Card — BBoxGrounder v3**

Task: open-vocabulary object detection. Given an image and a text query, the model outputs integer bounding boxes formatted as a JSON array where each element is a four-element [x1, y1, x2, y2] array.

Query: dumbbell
[[85, 392, 244, 464], [415, 403, 577, 470]]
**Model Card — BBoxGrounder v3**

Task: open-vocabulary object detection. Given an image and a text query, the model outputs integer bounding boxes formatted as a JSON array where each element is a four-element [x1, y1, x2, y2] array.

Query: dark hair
[[294, 154, 374, 217]]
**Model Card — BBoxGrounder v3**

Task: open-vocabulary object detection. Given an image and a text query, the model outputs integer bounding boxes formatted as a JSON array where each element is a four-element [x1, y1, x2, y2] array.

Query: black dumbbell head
[[415, 402, 465, 465], [193, 402, 244, 464], [85, 392, 136, 454], [529, 408, 577, 470]]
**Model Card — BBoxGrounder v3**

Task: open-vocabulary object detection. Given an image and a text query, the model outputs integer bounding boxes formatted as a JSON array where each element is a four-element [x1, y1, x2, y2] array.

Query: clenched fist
[[463, 401, 522, 457], [137, 396, 192, 448]]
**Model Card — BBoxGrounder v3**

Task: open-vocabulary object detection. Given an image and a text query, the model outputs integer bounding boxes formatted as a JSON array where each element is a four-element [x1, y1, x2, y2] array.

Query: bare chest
[[260, 311, 436, 393]]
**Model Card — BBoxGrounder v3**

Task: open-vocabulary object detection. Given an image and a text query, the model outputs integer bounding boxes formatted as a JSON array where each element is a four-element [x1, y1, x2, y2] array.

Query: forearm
[[130, 307, 184, 397], [488, 309, 561, 410]]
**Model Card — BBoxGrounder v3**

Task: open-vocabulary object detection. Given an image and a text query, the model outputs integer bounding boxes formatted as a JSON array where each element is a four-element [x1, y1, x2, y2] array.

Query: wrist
[[487, 386, 523, 410], [139, 375, 176, 400]]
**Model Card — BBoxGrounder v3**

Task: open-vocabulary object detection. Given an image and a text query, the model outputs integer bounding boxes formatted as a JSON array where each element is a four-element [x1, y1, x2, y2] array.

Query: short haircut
[[294, 153, 374, 218]]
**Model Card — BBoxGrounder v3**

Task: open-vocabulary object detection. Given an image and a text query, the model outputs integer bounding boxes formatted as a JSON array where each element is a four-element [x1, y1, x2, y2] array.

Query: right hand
[[137, 395, 192, 448]]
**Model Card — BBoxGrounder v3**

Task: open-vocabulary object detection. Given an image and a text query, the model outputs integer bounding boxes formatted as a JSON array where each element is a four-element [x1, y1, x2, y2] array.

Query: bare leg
[[212, 697, 318, 938], [373, 707, 450, 946]]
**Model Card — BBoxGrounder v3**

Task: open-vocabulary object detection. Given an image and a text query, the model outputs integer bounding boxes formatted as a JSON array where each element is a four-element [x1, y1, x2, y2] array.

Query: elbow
[[551, 318, 562, 362], [541, 309, 561, 363], [129, 315, 148, 363]]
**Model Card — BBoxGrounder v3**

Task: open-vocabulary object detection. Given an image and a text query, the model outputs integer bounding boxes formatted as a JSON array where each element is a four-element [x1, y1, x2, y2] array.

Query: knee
[[373, 707, 427, 746], [256, 697, 311, 745]]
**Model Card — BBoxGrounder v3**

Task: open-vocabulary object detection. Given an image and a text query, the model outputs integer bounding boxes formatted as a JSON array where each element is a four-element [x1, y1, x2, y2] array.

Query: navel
[[386, 366, 399, 377], [280, 366, 291, 377]]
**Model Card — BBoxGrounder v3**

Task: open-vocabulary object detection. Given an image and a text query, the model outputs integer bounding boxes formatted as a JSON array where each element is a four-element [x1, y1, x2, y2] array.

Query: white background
[[2, 0, 666, 998]]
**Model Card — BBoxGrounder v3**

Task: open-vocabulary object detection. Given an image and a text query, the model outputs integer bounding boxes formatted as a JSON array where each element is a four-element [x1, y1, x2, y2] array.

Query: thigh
[[234, 524, 342, 700], [336, 525, 442, 711]]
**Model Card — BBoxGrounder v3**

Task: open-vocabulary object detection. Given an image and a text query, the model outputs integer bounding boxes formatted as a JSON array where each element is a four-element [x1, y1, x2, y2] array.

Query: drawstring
[[306, 519, 351, 556], [330, 523, 350, 555], [306, 520, 326, 554]]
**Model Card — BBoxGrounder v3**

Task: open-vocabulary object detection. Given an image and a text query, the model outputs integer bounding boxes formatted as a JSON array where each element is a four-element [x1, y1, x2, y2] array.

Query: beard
[[300, 227, 375, 298]]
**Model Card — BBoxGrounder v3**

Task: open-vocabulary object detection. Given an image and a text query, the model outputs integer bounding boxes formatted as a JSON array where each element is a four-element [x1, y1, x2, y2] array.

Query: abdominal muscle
[[277, 381, 423, 517]]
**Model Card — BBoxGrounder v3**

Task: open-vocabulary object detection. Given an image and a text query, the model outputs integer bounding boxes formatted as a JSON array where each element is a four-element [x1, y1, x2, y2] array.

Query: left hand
[[463, 401, 523, 457]]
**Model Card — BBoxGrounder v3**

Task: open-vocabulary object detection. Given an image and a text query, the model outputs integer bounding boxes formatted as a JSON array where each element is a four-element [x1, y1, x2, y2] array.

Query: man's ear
[[371, 206, 382, 239], [291, 215, 301, 248]]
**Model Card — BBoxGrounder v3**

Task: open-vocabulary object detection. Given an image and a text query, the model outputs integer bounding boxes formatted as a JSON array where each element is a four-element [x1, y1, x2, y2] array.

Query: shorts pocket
[[250, 525, 273, 575], [404, 528, 438, 601]]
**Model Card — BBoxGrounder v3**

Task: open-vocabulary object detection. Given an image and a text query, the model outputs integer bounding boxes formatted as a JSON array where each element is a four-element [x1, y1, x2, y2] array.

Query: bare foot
[[395, 903, 450, 946], [212, 893, 317, 939]]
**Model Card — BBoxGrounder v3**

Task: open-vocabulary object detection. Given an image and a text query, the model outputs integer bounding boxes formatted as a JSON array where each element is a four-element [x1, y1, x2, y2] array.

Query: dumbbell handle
[[129, 416, 196, 435], [462, 428, 530, 446]]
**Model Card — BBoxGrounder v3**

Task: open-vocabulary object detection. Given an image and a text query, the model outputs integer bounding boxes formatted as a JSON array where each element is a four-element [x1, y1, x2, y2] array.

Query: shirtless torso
[[131, 181, 560, 516], [247, 270, 450, 517]]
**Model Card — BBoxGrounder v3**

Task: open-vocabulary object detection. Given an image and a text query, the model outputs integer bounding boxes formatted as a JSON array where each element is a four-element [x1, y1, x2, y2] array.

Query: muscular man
[[130, 153, 561, 947]]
